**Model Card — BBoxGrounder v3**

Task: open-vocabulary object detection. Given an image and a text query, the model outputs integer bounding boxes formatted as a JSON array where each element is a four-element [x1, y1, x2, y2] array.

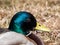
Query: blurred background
[[0, 0, 60, 45]]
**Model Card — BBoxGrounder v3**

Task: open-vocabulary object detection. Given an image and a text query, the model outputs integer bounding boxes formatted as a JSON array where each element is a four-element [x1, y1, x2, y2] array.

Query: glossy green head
[[8, 11, 36, 35]]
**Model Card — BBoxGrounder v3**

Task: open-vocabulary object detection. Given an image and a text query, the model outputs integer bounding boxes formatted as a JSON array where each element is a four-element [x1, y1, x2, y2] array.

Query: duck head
[[8, 11, 50, 36], [8, 11, 36, 35]]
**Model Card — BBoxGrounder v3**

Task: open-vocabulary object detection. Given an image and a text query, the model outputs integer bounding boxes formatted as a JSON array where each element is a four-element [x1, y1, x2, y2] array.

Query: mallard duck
[[0, 11, 50, 45]]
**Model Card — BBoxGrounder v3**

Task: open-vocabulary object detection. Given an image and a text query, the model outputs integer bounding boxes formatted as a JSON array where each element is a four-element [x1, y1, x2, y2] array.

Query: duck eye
[[23, 18, 30, 22], [26, 18, 31, 22]]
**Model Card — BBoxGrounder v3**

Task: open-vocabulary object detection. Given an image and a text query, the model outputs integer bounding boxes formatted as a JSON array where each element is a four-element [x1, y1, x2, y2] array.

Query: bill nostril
[[39, 25, 41, 26]]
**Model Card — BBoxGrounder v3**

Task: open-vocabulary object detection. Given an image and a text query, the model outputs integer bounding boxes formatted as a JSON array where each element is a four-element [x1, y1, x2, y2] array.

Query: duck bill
[[35, 22, 51, 32]]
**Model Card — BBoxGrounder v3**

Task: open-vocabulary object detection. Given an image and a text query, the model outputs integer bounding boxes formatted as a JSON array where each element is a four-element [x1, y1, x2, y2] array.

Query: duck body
[[0, 28, 44, 45], [0, 31, 35, 45]]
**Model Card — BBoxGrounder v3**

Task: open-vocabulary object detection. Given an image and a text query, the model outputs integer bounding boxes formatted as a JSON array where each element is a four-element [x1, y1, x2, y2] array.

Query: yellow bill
[[35, 22, 51, 32]]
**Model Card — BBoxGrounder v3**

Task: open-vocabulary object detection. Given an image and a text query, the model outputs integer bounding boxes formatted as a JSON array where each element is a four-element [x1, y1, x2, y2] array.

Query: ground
[[0, 0, 60, 45]]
